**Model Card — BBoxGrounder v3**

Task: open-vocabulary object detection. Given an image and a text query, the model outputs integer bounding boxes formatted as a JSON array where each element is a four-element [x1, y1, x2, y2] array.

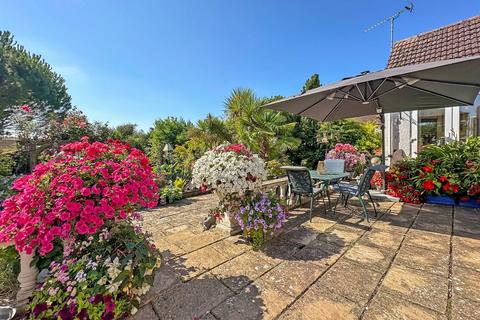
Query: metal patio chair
[[281, 166, 327, 221], [332, 167, 378, 222]]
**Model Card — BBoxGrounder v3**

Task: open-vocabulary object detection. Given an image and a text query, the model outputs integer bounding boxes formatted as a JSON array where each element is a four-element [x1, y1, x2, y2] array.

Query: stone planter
[[216, 211, 242, 235], [215, 194, 242, 235]]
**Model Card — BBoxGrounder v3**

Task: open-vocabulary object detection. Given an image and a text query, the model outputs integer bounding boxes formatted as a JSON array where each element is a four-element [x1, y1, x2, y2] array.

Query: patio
[[134, 193, 480, 320]]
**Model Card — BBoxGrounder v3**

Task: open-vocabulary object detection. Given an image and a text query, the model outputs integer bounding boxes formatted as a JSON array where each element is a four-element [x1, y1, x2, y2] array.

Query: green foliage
[[112, 123, 148, 151], [187, 113, 233, 153], [388, 137, 480, 202], [0, 175, 16, 203], [161, 185, 183, 202], [173, 177, 185, 190], [318, 119, 381, 155], [287, 116, 326, 168], [265, 159, 286, 179], [286, 74, 325, 168], [0, 152, 14, 176], [148, 117, 192, 165], [302, 73, 320, 93], [415, 137, 480, 195], [0, 245, 19, 300], [224, 88, 300, 160], [0, 31, 72, 133]]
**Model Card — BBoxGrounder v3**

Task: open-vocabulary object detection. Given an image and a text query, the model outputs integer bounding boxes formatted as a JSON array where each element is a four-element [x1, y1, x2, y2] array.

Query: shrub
[[0, 152, 15, 176], [386, 159, 422, 204], [325, 143, 366, 173], [387, 137, 480, 203], [29, 222, 160, 319], [0, 137, 159, 256]]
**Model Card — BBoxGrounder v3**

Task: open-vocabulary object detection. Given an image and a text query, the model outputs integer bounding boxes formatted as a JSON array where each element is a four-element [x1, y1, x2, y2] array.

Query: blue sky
[[1, 0, 479, 130]]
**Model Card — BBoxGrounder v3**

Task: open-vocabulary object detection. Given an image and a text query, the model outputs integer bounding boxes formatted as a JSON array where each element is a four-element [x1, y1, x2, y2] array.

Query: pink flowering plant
[[235, 192, 287, 249], [29, 221, 161, 319], [0, 137, 159, 256], [325, 143, 366, 173]]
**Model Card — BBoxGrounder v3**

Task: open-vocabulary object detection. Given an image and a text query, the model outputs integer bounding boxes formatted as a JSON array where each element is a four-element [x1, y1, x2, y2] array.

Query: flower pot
[[458, 198, 480, 209], [425, 195, 455, 206]]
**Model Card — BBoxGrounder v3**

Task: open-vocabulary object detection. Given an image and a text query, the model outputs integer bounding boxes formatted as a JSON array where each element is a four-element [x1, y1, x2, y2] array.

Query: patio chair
[[281, 166, 326, 222], [332, 167, 378, 222]]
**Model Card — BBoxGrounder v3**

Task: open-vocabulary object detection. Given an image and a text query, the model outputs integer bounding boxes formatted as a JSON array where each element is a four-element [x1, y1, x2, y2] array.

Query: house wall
[[385, 107, 461, 165]]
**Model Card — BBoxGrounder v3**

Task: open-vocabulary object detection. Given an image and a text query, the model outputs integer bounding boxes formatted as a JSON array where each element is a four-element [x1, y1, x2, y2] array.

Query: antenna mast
[[364, 2, 414, 49]]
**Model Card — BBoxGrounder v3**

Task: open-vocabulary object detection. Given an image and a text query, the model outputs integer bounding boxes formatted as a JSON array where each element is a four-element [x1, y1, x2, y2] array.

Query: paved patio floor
[[135, 193, 480, 320]]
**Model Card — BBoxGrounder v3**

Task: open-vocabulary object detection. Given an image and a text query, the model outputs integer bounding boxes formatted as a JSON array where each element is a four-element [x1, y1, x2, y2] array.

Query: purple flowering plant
[[29, 221, 161, 320], [235, 192, 287, 249]]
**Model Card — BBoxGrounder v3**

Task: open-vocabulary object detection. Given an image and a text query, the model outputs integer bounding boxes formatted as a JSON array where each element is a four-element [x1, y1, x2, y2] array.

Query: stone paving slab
[[394, 244, 449, 276], [315, 259, 384, 305], [452, 265, 480, 303], [152, 272, 233, 319], [452, 236, 480, 270], [211, 251, 276, 292], [343, 242, 395, 273], [279, 285, 363, 320], [363, 291, 446, 320], [211, 278, 294, 320], [402, 230, 450, 254], [134, 194, 480, 319], [380, 264, 448, 313], [451, 296, 480, 320]]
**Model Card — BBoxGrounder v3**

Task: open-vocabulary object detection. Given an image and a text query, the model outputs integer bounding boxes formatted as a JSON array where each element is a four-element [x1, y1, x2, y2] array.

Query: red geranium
[[422, 179, 435, 190], [421, 165, 433, 173], [0, 137, 159, 255], [439, 176, 448, 183]]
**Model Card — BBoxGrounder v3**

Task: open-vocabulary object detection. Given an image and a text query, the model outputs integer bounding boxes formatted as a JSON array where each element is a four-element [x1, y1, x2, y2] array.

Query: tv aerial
[[364, 1, 414, 49]]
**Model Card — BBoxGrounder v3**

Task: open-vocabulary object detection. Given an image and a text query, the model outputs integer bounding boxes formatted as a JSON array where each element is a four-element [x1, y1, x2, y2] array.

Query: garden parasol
[[264, 55, 480, 164]]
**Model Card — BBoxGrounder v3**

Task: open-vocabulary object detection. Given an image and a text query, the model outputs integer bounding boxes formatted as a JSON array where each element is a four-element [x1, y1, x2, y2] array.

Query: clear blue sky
[[1, 0, 479, 130]]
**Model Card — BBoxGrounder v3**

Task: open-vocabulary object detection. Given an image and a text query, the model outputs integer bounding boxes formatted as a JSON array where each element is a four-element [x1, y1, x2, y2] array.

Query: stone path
[[134, 194, 480, 320]]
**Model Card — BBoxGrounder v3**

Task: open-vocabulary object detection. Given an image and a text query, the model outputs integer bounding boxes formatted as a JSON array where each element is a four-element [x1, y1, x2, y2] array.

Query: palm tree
[[224, 88, 300, 160], [187, 113, 233, 151]]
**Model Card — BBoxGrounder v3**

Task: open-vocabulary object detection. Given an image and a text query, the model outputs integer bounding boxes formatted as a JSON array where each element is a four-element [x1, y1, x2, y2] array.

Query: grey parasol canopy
[[264, 55, 480, 122]]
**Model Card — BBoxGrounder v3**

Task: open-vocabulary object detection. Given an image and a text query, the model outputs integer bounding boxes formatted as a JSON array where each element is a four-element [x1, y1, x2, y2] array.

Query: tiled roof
[[387, 15, 480, 68]]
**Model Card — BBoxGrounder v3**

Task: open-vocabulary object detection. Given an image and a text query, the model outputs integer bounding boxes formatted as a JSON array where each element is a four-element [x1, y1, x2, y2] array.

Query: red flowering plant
[[386, 159, 422, 204], [0, 137, 159, 256]]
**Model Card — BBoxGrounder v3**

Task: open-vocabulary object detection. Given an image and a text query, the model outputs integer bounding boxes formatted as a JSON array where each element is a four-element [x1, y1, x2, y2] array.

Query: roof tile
[[387, 15, 480, 68]]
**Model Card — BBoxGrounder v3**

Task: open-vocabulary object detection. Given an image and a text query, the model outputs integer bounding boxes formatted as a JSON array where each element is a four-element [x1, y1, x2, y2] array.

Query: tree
[[187, 113, 233, 152], [287, 73, 324, 168], [224, 89, 300, 160], [317, 119, 381, 155], [0, 31, 72, 133], [148, 117, 192, 165], [112, 123, 148, 150], [302, 73, 320, 93]]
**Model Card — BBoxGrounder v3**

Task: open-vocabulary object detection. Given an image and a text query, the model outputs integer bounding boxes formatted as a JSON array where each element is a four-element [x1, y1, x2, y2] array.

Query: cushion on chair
[[333, 183, 358, 195]]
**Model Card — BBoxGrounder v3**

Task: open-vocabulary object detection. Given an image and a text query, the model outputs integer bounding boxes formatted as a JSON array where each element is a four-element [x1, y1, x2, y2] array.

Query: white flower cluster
[[192, 145, 267, 198]]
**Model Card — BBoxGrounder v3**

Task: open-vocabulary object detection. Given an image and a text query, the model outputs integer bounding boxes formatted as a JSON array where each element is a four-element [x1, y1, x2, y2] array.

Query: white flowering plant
[[192, 144, 267, 199], [29, 221, 160, 320]]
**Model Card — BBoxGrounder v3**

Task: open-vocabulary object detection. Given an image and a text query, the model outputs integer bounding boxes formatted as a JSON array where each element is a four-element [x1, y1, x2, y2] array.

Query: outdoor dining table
[[308, 170, 350, 212]]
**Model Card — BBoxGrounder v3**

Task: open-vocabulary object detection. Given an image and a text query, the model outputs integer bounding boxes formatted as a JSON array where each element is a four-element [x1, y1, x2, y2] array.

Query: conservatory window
[[459, 94, 480, 140], [417, 108, 445, 152]]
